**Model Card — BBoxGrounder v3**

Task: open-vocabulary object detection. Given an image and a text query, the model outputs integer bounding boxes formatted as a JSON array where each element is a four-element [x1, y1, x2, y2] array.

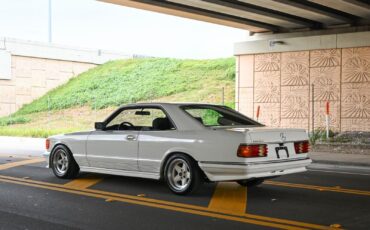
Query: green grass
[[15, 58, 235, 115], [0, 127, 78, 138], [0, 116, 30, 126], [0, 57, 236, 137]]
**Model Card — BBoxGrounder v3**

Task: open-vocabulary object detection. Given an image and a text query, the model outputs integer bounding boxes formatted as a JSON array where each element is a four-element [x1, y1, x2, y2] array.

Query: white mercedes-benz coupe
[[44, 103, 312, 195]]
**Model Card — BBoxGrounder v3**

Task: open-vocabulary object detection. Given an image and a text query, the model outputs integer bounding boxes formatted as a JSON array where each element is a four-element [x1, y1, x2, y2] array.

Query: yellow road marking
[[0, 174, 335, 230], [264, 180, 370, 196], [208, 182, 333, 230], [0, 158, 45, 170], [208, 182, 247, 214], [243, 213, 332, 230], [0, 176, 308, 230], [64, 174, 103, 189]]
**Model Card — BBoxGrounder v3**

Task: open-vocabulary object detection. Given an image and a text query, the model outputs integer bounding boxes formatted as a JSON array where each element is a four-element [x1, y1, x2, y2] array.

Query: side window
[[105, 107, 175, 131], [182, 105, 261, 127], [184, 108, 221, 126]]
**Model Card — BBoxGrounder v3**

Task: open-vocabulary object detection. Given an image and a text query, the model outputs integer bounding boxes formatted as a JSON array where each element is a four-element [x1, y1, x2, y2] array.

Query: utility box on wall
[[0, 50, 11, 80]]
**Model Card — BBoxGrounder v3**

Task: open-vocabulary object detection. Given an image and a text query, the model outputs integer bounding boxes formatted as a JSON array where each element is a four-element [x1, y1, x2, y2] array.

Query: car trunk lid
[[225, 126, 309, 160]]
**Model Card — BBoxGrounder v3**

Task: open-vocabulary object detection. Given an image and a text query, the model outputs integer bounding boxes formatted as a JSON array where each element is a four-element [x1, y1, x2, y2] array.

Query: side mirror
[[95, 122, 106, 130]]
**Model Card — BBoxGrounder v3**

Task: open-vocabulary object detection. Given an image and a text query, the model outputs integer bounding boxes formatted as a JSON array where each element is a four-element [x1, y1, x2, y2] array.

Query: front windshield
[[180, 105, 263, 127]]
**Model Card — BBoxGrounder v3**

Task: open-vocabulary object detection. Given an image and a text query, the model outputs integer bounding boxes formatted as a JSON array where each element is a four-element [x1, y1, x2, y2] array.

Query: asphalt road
[[0, 155, 369, 230]]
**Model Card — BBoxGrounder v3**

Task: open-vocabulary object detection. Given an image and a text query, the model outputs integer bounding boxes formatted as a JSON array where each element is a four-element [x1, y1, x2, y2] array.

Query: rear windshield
[[180, 105, 263, 127]]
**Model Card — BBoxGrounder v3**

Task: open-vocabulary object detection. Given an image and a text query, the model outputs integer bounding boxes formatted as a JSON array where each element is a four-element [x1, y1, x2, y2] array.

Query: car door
[[86, 107, 141, 172], [136, 107, 177, 173], [86, 130, 139, 171]]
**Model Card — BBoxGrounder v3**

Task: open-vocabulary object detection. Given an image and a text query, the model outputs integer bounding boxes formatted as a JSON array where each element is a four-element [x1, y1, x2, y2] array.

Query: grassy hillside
[[0, 58, 235, 137]]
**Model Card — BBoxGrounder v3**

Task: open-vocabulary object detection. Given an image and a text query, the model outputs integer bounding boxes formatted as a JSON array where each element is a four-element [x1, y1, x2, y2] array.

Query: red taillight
[[294, 141, 310, 154], [46, 139, 50, 150], [237, 144, 268, 158]]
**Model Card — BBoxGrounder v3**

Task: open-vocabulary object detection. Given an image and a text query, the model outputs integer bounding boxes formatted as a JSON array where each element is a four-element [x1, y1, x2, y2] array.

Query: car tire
[[237, 178, 264, 187], [51, 145, 79, 179], [164, 154, 203, 195]]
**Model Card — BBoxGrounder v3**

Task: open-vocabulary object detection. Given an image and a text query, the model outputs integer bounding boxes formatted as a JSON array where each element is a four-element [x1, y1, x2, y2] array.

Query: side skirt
[[79, 166, 160, 180]]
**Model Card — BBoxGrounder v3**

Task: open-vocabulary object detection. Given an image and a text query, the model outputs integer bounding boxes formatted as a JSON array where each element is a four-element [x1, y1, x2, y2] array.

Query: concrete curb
[[311, 159, 370, 168], [0, 136, 44, 157], [308, 162, 370, 175]]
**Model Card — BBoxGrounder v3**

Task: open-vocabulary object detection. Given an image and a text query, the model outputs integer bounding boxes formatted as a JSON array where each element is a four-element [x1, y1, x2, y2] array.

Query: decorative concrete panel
[[310, 49, 341, 67], [311, 100, 341, 131], [281, 51, 309, 86], [239, 55, 254, 87], [341, 83, 370, 119], [280, 84, 309, 130], [281, 118, 309, 130], [341, 118, 370, 132], [254, 103, 280, 127], [234, 46, 370, 131], [342, 47, 370, 64], [281, 86, 309, 119], [254, 71, 280, 103], [254, 53, 280, 72], [310, 67, 340, 101], [342, 47, 370, 83]]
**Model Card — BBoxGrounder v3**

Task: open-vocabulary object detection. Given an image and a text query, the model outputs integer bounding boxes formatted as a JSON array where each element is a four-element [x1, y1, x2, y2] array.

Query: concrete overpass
[[102, 0, 370, 132], [102, 0, 370, 33]]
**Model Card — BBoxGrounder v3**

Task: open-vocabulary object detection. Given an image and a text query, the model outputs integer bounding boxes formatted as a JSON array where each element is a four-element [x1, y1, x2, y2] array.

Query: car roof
[[110, 102, 222, 131], [119, 102, 224, 108]]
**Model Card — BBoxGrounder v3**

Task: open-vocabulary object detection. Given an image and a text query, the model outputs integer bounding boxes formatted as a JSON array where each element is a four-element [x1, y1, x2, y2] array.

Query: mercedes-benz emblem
[[280, 132, 286, 142]]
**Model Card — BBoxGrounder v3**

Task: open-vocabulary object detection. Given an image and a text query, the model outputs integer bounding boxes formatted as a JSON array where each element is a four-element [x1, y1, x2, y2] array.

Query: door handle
[[126, 135, 136, 141]]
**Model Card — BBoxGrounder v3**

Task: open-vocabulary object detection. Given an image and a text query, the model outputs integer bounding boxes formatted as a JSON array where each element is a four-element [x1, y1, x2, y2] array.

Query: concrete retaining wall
[[0, 38, 132, 116]]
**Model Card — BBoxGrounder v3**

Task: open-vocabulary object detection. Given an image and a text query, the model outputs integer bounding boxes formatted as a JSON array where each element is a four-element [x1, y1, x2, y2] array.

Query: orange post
[[326, 101, 330, 115], [256, 105, 260, 121], [325, 101, 330, 139]]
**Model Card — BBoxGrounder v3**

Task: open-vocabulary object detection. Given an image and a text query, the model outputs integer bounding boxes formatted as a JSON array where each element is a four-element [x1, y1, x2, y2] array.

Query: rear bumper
[[198, 158, 312, 181]]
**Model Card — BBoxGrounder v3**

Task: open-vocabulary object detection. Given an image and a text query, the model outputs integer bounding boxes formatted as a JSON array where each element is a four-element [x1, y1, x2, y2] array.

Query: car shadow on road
[[87, 173, 217, 206]]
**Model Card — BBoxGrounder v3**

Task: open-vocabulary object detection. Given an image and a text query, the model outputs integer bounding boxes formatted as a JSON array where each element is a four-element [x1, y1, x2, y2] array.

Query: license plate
[[275, 146, 289, 159]]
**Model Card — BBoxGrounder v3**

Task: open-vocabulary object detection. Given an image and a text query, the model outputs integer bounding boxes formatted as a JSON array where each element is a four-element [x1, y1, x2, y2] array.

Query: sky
[[0, 0, 247, 59]]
